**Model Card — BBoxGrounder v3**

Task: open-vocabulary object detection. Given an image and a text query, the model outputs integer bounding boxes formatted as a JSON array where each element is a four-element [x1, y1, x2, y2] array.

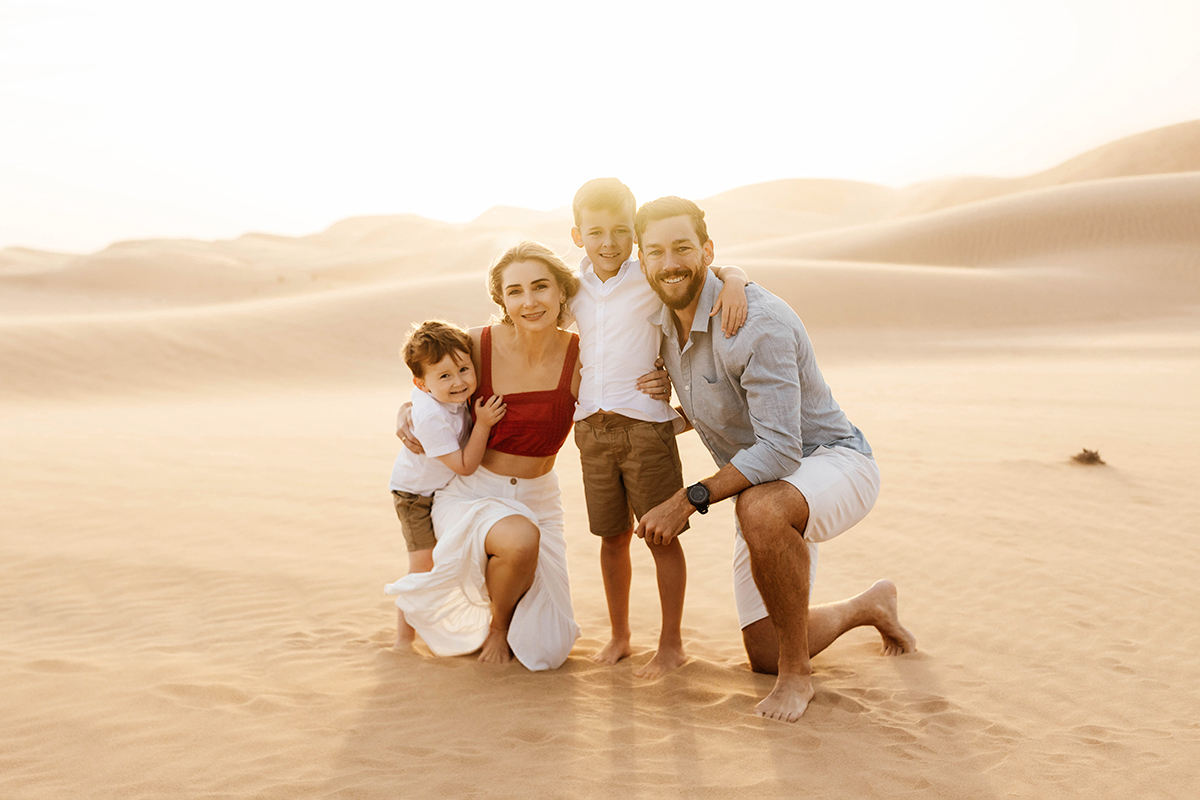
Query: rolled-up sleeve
[[727, 314, 803, 484]]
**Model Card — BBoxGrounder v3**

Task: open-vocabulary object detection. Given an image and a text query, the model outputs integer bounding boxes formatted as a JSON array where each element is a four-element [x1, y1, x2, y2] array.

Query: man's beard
[[650, 268, 703, 310]]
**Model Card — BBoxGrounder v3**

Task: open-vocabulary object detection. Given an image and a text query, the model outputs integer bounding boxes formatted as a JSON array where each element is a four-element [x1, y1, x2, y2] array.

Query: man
[[633, 196, 916, 723]]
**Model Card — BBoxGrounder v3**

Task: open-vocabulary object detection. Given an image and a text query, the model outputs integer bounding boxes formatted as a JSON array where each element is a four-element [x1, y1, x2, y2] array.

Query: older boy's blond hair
[[572, 178, 636, 229], [402, 320, 473, 377]]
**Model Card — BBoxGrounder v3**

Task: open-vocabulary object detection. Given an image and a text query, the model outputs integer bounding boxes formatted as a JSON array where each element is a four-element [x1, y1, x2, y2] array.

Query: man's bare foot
[[392, 610, 416, 652], [633, 644, 687, 679], [478, 627, 512, 664], [590, 635, 633, 666], [865, 580, 917, 656], [754, 672, 815, 723]]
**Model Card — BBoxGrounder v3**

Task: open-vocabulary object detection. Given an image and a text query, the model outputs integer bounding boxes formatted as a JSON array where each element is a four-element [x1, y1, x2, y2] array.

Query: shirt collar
[[579, 255, 636, 282], [692, 269, 722, 335], [651, 268, 722, 341]]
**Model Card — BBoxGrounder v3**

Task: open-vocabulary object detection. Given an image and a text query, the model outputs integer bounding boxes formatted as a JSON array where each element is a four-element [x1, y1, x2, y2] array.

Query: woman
[[385, 242, 583, 670]]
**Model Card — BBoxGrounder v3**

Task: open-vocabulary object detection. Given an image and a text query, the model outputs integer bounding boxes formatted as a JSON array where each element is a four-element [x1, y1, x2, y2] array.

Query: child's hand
[[474, 394, 507, 427], [711, 274, 748, 338]]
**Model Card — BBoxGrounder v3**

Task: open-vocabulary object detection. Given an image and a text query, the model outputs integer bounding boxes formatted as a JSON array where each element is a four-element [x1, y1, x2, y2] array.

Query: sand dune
[[3, 121, 1200, 798], [724, 172, 1200, 268], [6, 169, 1198, 399], [0, 274, 501, 402], [5, 120, 1197, 315], [889, 118, 1200, 217], [700, 179, 902, 244]]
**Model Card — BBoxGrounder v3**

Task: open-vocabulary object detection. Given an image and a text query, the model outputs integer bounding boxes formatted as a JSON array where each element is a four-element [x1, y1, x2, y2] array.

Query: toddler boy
[[389, 320, 505, 648]]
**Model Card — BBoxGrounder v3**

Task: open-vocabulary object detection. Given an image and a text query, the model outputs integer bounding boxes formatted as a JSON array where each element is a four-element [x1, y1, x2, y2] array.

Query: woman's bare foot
[[865, 580, 917, 656], [478, 627, 512, 664], [754, 672, 815, 723], [392, 609, 416, 652], [633, 644, 687, 679], [590, 635, 632, 666]]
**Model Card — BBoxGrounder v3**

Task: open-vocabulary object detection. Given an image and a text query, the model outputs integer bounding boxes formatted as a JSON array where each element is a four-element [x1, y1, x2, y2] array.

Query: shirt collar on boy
[[578, 255, 635, 286]]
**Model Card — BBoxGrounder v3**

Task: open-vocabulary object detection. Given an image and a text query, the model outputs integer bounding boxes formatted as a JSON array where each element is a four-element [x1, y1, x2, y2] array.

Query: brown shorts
[[574, 412, 686, 538], [392, 490, 437, 552]]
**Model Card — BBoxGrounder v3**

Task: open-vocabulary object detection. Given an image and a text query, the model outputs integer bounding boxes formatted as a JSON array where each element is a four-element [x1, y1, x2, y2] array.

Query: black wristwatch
[[686, 482, 710, 515]]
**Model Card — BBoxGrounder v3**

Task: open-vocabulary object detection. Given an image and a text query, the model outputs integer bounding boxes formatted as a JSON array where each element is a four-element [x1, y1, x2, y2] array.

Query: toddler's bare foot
[[754, 672, 815, 723], [590, 635, 632, 666], [633, 644, 687, 679], [478, 627, 512, 664], [392, 610, 416, 652]]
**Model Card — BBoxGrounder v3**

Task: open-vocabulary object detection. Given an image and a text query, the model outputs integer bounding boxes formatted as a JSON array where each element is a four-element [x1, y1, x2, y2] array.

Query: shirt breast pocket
[[693, 375, 746, 429]]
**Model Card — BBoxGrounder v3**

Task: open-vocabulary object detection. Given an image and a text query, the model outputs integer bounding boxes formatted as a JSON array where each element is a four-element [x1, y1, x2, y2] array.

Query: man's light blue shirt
[[652, 270, 871, 486]]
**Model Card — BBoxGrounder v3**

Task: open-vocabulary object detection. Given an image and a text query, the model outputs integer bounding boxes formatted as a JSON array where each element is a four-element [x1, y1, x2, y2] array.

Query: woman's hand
[[636, 357, 672, 403], [474, 394, 507, 428], [710, 271, 748, 338], [395, 402, 424, 454]]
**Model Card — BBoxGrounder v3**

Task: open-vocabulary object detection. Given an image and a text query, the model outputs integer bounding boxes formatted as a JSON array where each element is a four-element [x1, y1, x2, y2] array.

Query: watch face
[[687, 483, 709, 505]]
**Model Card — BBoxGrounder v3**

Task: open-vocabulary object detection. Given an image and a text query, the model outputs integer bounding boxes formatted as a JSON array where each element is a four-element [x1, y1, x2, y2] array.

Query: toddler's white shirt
[[388, 387, 470, 496]]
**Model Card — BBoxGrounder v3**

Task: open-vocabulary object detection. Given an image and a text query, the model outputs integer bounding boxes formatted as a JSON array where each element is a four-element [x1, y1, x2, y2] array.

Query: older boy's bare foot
[[865, 580, 917, 656], [754, 673, 815, 723], [633, 644, 687, 679], [590, 635, 632, 666], [478, 628, 512, 664]]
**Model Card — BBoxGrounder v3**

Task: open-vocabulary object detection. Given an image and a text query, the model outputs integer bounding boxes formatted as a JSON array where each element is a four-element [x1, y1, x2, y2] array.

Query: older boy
[[569, 178, 748, 677]]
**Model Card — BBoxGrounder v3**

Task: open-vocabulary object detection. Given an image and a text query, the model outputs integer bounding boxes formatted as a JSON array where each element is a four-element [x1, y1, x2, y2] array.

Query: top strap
[[556, 333, 579, 392], [479, 325, 494, 398], [480, 326, 576, 395]]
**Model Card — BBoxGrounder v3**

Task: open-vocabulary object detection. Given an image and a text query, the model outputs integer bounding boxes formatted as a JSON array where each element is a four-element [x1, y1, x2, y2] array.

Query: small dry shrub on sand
[[1071, 449, 1105, 465]]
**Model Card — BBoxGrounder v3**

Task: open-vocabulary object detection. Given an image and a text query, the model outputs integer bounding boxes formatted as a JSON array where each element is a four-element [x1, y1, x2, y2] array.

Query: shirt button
[[510, 478, 517, 485]]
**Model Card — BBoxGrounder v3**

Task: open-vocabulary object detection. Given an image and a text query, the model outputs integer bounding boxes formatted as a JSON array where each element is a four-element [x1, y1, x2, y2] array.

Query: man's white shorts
[[732, 445, 881, 629]]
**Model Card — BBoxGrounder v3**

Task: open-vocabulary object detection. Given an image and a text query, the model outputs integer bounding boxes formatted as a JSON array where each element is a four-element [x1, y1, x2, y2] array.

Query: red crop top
[[477, 325, 579, 458]]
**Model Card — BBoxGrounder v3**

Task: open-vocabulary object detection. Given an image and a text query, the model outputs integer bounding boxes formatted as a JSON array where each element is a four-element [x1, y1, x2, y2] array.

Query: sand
[[3, 120, 1199, 798]]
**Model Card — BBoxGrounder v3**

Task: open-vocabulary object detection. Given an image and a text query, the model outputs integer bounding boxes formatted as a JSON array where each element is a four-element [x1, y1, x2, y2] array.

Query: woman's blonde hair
[[487, 241, 580, 325]]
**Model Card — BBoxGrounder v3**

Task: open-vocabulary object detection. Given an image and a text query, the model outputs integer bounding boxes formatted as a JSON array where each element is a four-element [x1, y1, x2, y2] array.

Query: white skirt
[[384, 466, 580, 670]]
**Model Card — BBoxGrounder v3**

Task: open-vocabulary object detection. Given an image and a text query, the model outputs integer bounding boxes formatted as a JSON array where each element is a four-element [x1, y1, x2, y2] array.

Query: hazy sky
[[2, 0, 1199, 253]]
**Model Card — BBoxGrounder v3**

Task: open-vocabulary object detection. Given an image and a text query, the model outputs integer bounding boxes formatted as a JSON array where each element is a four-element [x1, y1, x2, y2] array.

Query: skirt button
[[510, 478, 518, 485]]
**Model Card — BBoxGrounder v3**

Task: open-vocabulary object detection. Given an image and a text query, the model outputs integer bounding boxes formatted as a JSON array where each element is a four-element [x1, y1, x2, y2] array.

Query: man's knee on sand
[[735, 482, 811, 548]]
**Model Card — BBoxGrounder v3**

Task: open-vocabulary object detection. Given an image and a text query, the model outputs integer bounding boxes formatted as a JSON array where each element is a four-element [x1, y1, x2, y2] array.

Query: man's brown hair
[[402, 320, 473, 377], [634, 196, 710, 247]]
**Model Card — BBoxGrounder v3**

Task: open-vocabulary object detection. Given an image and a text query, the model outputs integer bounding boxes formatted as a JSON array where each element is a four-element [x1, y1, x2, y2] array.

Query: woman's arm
[[636, 362, 672, 404], [395, 402, 424, 454]]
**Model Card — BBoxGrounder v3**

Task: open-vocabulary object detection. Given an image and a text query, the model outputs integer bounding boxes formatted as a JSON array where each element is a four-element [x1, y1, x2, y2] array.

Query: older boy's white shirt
[[570, 256, 678, 424], [388, 387, 470, 496]]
